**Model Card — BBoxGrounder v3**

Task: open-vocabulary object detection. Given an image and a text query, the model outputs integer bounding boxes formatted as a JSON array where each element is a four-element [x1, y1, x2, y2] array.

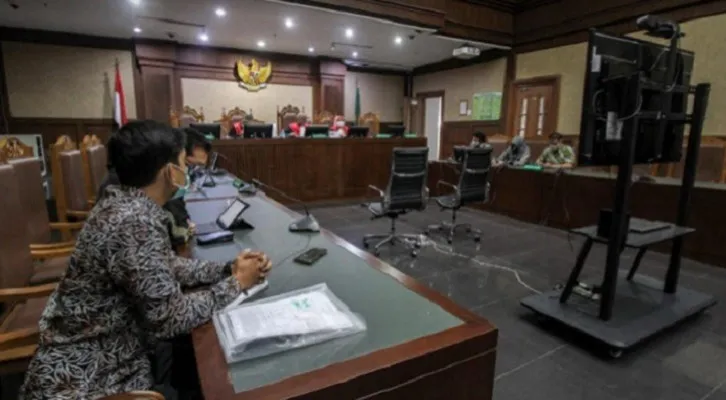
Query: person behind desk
[[536, 131, 575, 168], [20, 120, 273, 400], [288, 114, 310, 137], [329, 115, 348, 138], [494, 135, 531, 166], [470, 131, 488, 148]]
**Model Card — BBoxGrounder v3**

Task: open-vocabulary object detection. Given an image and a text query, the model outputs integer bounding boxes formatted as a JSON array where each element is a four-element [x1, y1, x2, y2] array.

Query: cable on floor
[[420, 236, 543, 295]]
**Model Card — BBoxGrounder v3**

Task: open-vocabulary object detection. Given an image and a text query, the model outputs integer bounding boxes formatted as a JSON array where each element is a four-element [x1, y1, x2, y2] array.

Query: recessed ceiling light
[[133, 27, 142, 33], [308, 46, 315, 53], [345, 28, 354, 39], [394, 35, 403, 45], [257, 40, 266, 48], [352, 51, 358, 58], [129, 0, 141, 5], [199, 33, 209, 42], [285, 18, 294, 29], [215, 7, 226, 17]]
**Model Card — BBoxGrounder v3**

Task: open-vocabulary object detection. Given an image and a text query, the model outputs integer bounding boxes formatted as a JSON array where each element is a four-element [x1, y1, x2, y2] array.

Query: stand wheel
[[473, 236, 481, 242], [608, 349, 623, 359]]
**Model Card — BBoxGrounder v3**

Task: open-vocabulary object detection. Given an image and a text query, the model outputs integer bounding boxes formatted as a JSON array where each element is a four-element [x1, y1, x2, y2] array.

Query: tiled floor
[[311, 203, 726, 400]]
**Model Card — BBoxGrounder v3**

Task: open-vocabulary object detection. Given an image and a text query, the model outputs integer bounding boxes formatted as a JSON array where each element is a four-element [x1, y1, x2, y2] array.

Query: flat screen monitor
[[388, 125, 406, 137], [190, 123, 221, 139], [348, 126, 369, 138], [578, 29, 694, 166], [305, 125, 330, 137], [243, 124, 273, 138]]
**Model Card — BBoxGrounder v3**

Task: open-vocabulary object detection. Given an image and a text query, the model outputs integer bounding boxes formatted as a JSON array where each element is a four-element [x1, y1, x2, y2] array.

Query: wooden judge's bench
[[212, 137, 427, 202]]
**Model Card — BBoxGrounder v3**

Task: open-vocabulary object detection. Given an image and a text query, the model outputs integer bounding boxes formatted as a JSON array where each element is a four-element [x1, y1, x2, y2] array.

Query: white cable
[[419, 236, 543, 294]]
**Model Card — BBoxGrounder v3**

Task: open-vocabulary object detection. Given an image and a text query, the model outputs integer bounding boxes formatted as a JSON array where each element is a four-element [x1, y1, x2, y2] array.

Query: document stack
[[214, 283, 367, 363]]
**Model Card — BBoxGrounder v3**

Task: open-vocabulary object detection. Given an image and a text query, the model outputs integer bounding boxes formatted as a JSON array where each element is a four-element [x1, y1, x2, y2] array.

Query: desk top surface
[[186, 191, 472, 394]]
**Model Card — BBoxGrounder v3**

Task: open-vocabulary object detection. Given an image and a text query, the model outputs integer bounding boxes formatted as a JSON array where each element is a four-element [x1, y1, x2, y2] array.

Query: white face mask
[[336, 120, 345, 127]]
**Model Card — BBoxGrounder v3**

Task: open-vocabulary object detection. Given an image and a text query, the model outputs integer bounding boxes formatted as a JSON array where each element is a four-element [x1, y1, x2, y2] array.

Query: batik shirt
[[20, 186, 242, 400], [536, 144, 575, 166]]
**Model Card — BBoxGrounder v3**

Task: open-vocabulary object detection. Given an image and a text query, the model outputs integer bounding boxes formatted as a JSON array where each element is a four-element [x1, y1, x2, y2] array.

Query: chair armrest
[[436, 180, 457, 190], [31, 246, 74, 260], [0, 328, 39, 351], [367, 185, 385, 198], [66, 210, 90, 219], [87, 199, 96, 208], [100, 391, 166, 400], [0, 283, 56, 303], [30, 241, 76, 251]]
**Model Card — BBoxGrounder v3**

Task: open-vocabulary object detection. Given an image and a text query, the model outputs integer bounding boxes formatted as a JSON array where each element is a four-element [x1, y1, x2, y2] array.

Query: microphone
[[251, 178, 320, 233]]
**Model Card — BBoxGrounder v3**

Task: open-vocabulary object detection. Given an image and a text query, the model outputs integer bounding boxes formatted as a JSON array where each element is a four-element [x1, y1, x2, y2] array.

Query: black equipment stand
[[520, 32, 716, 357]]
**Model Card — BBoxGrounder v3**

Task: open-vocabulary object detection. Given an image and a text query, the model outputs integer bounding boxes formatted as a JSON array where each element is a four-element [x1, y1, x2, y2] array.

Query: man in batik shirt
[[21, 120, 271, 399]]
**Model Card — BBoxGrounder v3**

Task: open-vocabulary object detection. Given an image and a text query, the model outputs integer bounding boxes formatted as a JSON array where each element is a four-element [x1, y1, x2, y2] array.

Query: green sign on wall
[[472, 92, 502, 121]]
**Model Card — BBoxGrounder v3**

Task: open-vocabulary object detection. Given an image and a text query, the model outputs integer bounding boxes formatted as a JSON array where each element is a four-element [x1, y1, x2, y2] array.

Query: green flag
[[354, 80, 361, 123]]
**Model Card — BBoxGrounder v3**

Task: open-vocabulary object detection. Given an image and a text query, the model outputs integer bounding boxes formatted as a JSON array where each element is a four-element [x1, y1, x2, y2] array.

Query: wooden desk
[[186, 184, 497, 400], [212, 138, 427, 204], [428, 162, 726, 268]]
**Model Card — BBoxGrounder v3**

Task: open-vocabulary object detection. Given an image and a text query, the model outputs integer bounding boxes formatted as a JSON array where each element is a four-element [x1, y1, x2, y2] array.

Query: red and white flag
[[114, 64, 128, 127]]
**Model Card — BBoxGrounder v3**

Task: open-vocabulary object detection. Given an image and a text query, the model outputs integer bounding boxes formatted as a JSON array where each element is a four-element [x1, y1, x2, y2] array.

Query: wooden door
[[510, 77, 559, 138]]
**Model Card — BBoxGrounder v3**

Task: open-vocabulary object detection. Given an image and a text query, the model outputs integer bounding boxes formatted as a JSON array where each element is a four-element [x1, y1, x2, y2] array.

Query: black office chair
[[427, 146, 492, 244], [363, 147, 429, 257]]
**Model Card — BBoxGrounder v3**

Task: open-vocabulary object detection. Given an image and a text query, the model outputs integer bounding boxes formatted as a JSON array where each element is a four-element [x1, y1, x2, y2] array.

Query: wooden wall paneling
[[0, 43, 9, 135], [439, 120, 501, 159], [141, 71, 174, 123], [281, 0, 447, 29], [500, 52, 516, 137], [441, 0, 514, 45]]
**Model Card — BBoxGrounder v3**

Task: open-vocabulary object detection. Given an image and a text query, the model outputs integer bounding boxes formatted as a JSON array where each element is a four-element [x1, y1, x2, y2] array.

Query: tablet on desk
[[195, 197, 251, 235]]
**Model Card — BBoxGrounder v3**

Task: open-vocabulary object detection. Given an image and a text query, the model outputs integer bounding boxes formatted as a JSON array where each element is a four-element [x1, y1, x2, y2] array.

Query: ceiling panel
[[463, 0, 562, 13]]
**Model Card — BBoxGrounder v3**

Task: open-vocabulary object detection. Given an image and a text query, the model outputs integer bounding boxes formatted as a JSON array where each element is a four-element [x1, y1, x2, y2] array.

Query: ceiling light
[[129, 0, 141, 5], [257, 40, 266, 48], [345, 28, 354, 39], [199, 33, 209, 42], [394, 36, 403, 45], [133, 27, 142, 34], [215, 7, 226, 17], [308, 46, 315, 53], [285, 18, 294, 29], [352, 51, 358, 58]]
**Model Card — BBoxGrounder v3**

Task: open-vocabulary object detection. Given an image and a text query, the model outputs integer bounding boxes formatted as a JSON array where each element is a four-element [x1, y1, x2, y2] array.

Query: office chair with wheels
[[427, 146, 492, 244], [363, 147, 429, 257]]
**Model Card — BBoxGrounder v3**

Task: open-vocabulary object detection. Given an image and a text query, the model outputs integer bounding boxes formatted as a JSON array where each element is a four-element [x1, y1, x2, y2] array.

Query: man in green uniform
[[536, 132, 575, 168]]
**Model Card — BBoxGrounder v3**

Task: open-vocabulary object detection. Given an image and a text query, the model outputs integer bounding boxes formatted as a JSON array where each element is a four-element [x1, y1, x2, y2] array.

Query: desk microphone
[[251, 178, 320, 233]]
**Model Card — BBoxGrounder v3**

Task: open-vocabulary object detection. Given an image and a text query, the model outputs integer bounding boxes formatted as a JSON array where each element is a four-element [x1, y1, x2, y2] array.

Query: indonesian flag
[[114, 64, 128, 127]]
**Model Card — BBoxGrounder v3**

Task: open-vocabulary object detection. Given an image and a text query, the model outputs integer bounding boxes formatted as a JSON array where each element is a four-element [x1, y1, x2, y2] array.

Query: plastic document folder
[[214, 283, 367, 363]]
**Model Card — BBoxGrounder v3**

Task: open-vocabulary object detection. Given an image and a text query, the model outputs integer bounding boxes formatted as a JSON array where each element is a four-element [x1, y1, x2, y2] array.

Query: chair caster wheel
[[466, 228, 472, 233], [447, 238, 453, 244], [373, 250, 381, 257], [363, 241, 369, 249], [411, 251, 418, 257], [608, 349, 623, 359], [474, 236, 481, 242], [414, 242, 421, 249]]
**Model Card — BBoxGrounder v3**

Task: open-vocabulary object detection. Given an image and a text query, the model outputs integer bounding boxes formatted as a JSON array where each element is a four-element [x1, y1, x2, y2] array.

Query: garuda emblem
[[234, 59, 272, 92]]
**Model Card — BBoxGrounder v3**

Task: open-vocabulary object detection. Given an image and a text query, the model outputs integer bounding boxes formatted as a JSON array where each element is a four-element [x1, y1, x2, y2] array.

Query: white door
[[423, 96, 442, 161]]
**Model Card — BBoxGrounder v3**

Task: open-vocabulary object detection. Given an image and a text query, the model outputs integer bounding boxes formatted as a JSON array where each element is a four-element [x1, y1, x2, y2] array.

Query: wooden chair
[[314, 110, 334, 125], [277, 105, 302, 130], [0, 161, 76, 374], [218, 107, 249, 137], [50, 136, 91, 234], [170, 106, 205, 128], [80, 134, 108, 205], [359, 112, 380, 135], [0, 136, 34, 160]]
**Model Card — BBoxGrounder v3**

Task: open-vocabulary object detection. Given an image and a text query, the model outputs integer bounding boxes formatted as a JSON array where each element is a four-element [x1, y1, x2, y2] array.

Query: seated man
[[494, 135, 530, 167], [536, 132, 575, 168], [21, 120, 272, 400], [470, 131, 488, 148]]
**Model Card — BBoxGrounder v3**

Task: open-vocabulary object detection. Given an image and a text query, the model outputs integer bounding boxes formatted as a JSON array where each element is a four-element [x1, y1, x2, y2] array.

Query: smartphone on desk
[[294, 248, 327, 266], [196, 230, 234, 246]]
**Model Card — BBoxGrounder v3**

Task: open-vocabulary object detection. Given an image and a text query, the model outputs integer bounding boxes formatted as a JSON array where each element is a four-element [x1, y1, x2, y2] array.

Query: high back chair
[[363, 147, 429, 257], [81, 134, 107, 205], [315, 110, 334, 125], [277, 104, 302, 130], [427, 146, 492, 243], [359, 112, 380, 136], [50, 136, 91, 234]]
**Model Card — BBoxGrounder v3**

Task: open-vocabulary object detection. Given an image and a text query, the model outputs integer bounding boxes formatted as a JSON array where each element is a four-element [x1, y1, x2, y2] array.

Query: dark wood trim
[[0, 41, 10, 135], [513, 0, 726, 53], [0, 27, 133, 51], [193, 189, 497, 400], [500, 52, 516, 136], [505, 75, 560, 138], [412, 48, 509, 76], [345, 65, 408, 76]]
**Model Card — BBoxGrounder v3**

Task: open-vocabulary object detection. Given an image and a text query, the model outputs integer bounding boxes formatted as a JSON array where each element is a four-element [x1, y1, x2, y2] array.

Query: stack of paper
[[214, 283, 366, 363]]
